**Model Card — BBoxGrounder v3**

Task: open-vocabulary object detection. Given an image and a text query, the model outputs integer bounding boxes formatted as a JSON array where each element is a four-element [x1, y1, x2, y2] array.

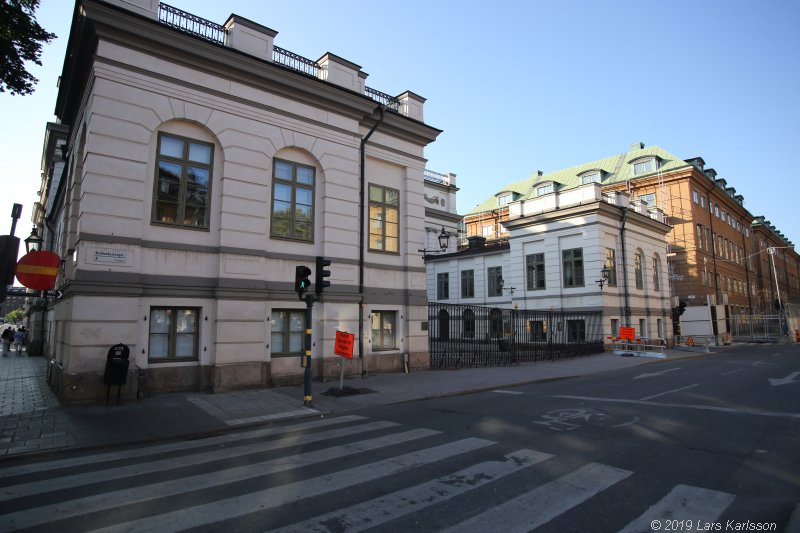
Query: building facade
[[428, 183, 672, 341], [35, 0, 441, 402], [463, 143, 799, 329]]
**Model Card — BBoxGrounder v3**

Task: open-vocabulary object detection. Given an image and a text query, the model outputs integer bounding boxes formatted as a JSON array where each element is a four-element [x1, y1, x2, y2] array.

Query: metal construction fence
[[428, 303, 604, 369], [729, 314, 785, 342]]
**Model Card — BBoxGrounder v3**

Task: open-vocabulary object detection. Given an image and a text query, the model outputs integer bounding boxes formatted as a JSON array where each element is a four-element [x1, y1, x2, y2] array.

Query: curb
[[786, 503, 800, 533]]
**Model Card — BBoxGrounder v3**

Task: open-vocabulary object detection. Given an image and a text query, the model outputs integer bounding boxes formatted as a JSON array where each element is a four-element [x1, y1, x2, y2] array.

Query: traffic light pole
[[302, 293, 316, 407]]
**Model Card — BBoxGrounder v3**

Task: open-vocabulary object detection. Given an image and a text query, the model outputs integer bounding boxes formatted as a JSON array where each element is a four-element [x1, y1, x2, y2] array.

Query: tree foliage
[[4, 308, 24, 324], [0, 0, 56, 96]]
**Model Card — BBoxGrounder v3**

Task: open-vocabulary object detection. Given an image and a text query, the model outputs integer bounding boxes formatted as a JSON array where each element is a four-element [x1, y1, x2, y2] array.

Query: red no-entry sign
[[15, 251, 61, 290]]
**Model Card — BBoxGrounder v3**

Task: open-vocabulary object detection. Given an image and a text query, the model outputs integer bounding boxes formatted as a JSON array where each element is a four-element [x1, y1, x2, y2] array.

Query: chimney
[[630, 142, 645, 151]]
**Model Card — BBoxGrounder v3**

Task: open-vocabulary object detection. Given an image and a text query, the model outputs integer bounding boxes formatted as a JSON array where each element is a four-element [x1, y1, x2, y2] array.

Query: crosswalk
[[0, 414, 737, 532]]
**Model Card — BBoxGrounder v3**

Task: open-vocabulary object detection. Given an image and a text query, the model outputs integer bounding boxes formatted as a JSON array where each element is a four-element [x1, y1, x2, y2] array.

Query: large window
[[437, 272, 449, 300], [271, 309, 305, 355], [149, 307, 199, 361], [562, 248, 584, 288], [526, 253, 546, 290], [271, 159, 315, 241], [632, 158, 656, 175], [369, 184, 399, 253], [634, 251, 644, 289], [487, 266, 503, 297], [372, 311, 396, 349], [153, 133, 213, 229], [461, 269, 475, 298], [605, 248, 617, 286], [567, 319, 586, 342]]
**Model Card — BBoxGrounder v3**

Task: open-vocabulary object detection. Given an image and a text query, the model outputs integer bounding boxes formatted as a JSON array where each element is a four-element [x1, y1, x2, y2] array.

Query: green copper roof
[[467, 144, 692, 215]]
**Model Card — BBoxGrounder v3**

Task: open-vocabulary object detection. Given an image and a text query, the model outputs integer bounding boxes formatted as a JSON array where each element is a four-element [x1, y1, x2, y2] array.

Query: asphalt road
[[0, 343, 797, 532]]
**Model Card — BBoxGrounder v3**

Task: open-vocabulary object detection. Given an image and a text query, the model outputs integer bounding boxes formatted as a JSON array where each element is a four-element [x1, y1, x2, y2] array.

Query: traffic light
[[315, 256, 331, 295], [295, 265, 311, 298]]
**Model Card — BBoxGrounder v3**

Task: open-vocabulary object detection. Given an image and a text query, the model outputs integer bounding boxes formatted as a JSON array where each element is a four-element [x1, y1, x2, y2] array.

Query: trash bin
[[104, 343, 130, 404]]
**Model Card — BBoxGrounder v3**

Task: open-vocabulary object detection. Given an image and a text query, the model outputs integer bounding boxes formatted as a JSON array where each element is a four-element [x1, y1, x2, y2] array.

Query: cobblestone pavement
[[0, 351, 73, 456]]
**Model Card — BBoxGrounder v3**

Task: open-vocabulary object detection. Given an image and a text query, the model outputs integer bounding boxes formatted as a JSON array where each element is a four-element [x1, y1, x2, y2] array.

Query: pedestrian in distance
[[13, 329, 25, 355], [0, 328, 12, 357]]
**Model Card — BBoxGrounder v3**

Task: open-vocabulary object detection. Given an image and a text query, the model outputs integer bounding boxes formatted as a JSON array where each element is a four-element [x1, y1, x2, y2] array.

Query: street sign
[[48, 289, 64, 300], [15, 251, 61, 291], [619, 326, 635, 341], [334, 330, 355, 359]]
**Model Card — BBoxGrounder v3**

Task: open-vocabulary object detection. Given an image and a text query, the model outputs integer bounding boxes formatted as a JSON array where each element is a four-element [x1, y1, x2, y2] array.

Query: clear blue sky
[[2, 0, 798, 261]]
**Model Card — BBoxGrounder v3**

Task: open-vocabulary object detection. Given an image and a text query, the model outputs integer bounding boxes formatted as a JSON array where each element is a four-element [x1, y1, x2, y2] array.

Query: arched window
[[438, 309, 450, 340], [634, 249, 644, 289], [463, 309, 475, 339]]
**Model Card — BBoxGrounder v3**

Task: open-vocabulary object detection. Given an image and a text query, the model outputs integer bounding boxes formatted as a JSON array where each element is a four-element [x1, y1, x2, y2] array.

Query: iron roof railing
[[157, 3, 406, 114]]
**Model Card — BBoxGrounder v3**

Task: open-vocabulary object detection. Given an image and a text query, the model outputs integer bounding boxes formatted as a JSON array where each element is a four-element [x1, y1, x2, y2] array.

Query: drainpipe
[[358, 106, 385, 378], [620, 207, 631, 327]]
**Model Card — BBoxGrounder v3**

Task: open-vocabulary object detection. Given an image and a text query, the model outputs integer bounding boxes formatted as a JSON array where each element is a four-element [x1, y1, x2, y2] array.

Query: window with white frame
[[271, 309, 305, 356], [562, 248, 584, 288], [632, 158, 657, 175], [526, 253, 546, 290], [149, 307, 199, 361], [487, 266, 503, 297], [437, 272, 449, 300], [639, 193, 656, 206], [371, 311, 396, 349], [580, 171, 601, 185], [692, 190, 699, 204], [536, 183, 554, 196], [153, 133, 213, 229]]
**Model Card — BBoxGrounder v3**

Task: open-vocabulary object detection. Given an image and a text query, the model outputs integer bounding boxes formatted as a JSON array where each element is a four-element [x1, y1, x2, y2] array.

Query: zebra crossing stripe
[[0, 419, 399, 503], [439, 462, 633, 533], [87, 437, 496, 533], [274, 448, 554, 533], [0, 414, 368, 478], [618, 484, 735, 533], [0, 427, 440, 531]]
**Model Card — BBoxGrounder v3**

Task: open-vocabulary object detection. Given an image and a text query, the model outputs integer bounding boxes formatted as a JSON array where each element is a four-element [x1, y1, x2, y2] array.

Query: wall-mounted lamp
[[24, 226, 43, 253], [499, 277, 516, 296], [596, 265, 611, 289], [418, 227, 450, 260]]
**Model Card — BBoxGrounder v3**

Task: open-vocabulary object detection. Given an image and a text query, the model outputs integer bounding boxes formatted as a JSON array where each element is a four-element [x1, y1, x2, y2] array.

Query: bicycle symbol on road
[[534, 408, 640, 431]]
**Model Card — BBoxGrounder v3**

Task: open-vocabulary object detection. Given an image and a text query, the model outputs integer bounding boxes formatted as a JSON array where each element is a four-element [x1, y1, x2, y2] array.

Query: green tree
[[0, 0, 56, 95], [4, 308, 24, 324]]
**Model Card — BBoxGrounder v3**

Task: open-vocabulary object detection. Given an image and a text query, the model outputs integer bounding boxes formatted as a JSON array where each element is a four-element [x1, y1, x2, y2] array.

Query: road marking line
[[0, 414, 369, 478], [722, 368, 743, 376], [492, 390, 524, 395], [274, 449, 554, 533], [86, 437, 496, 533], [0, 427, 443, 530], [438, 462, 632, 533], [619, 484, 735, 532], [0, 419, 399, 503], [554, 395, 800, 420], [639, 384, 699, 401]]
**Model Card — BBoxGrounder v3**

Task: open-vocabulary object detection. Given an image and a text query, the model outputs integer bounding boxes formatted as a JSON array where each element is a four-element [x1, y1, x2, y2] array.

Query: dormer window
[[536, 183, 555, 196], [579, 169, 602, 185], [496, 191, 520, 207], [630, 156, 659, 176]]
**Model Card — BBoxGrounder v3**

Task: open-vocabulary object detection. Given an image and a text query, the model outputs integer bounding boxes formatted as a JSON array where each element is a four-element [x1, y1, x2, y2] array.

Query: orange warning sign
[[686, 336, 695, 347], [334, 330, 355, 359], [619, 327, 636, 341]]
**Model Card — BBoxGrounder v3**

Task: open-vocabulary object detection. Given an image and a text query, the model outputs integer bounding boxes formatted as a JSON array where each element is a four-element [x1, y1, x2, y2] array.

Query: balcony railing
[[158, 3, 226, 44], [424, 169, 451, 186], [156, 4, 405, 114]]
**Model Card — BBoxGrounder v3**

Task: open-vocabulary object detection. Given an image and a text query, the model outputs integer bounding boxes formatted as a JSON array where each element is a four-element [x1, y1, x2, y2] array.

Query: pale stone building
[[36, 0, 441, 402], [426, 183, 673, 342]]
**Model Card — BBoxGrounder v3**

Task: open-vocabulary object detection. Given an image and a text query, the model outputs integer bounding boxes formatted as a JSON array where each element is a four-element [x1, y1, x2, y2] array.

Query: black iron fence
[[428, 303, 604, 369]]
